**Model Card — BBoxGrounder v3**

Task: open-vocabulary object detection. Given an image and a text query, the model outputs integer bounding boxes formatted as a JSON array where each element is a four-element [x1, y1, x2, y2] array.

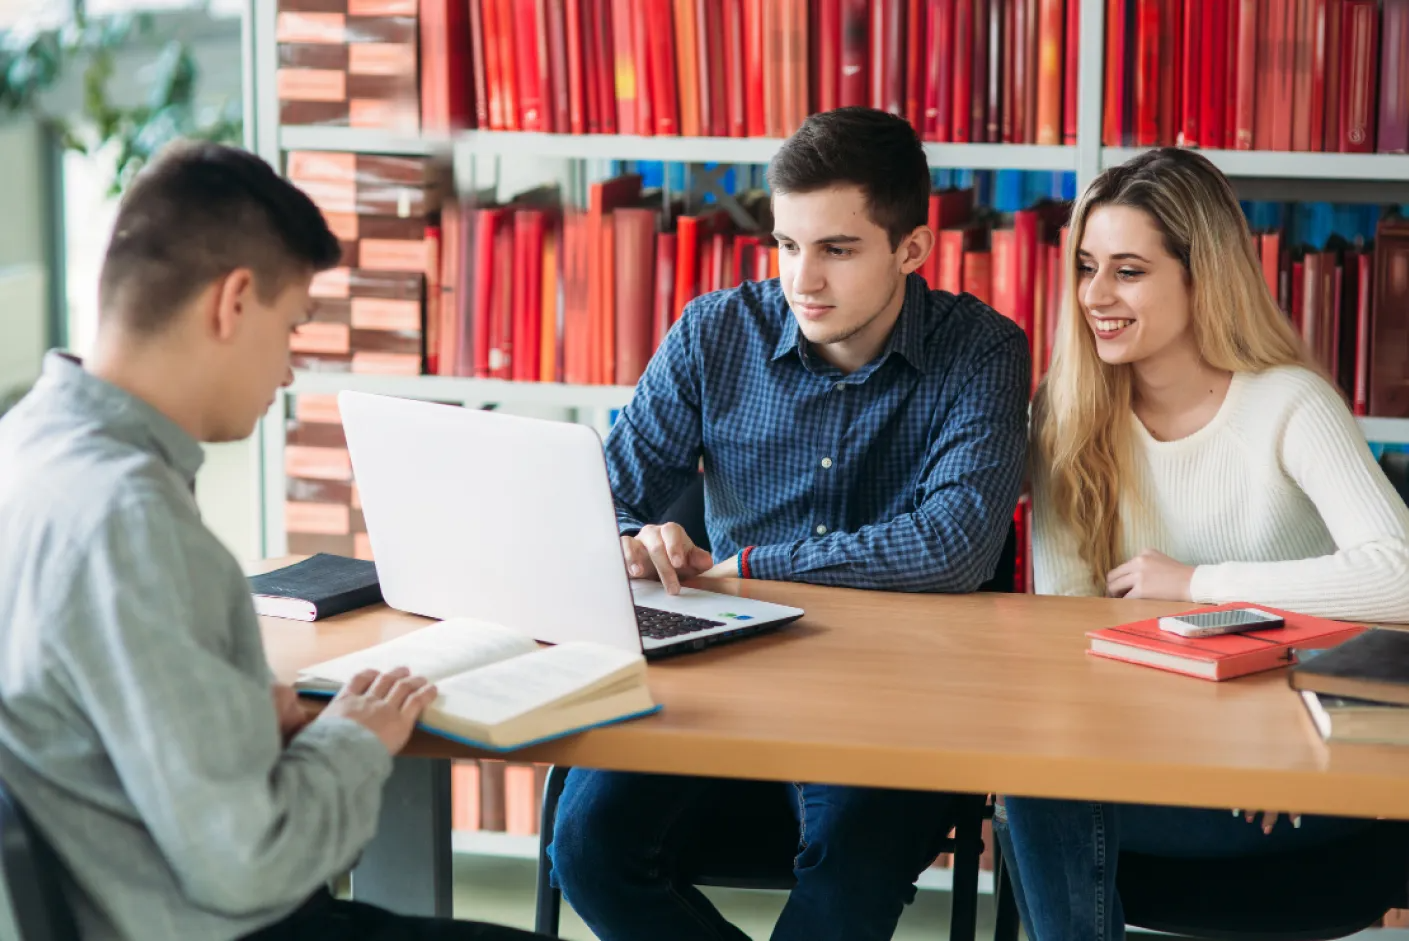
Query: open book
[[294, 619, 660, 751]]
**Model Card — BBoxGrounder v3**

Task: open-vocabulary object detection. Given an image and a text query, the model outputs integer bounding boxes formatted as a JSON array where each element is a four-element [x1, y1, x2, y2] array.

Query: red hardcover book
[[1369, 216, 1409, 416], [1034, 0, 1063, 144], [481, 0, 506, 129], [1291, 0, 1313, 150], [761, 0, 783, 135], [1013, 207, 1040, 337], [1156, 0, 1179, 145], [869, 0, 886, 110], [924, 0, 952, 140], [672, 0, 700, 135], [1323, 0, 1343, 153], [970, 0, 989, 140], [512, 209, 545, 381], [1271, 0, 1295, 149], [631, 0, 656, 134], [937, 228, 968, 294], [652, 232, 678, 348], [612, 0, 640, 134], [1102, 0, 1125, 146], [1310, 0, 1328, 151], [594, 0, 618, 133], [1260, 231, 1282, 309], [1232, 0, 1256, 148], [469, 0, 490, 128], [816, 0, 841, 112], [962, 250, 993, 305], [545, 0, 571, 133], [489, 218, 515, 379], [1340, 0, 1378, 152], [1133, 0, 1160, 146], [952, 0, 973, 141], [582, 0, 602, 132], [471, 208, 504, 377], [720, 0, 744, 136], [986, 0, 1002, 143], [1063, 0, 1078, 143], [1088, 604, 1365, 681], [742, 0, 766, 134], [1353, 251, 1371, 414], [1023, 0, 1038, 141], [1200, 0, 1227, 150], [495, 0, 520, 130], [839, 0, 869, 108], [1002, 0, 1017, 143], [564, 0, 587, 132], [990, 228, 1017, 322], [1178, 0, 1200, 146], [907, 0, 925, 130], [644, 0, 679, 134], [1379, 0, 1409, 154], [613, 208, 657, 385]]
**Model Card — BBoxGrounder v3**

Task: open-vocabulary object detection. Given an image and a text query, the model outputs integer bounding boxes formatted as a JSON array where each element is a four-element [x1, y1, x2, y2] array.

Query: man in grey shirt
[[0, 142, 543, 941]]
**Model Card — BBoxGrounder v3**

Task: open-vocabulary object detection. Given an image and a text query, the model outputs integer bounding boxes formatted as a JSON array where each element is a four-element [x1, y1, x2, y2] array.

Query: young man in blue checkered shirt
[[549, 107, 1031, 941]]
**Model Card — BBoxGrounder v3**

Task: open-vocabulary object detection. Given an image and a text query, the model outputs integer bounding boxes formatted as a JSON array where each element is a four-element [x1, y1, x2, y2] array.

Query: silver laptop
[[336, 391, 804, 657]]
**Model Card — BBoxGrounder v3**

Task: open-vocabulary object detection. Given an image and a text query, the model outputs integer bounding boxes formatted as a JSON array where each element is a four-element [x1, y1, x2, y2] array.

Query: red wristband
[[739, 546, 755, 579]]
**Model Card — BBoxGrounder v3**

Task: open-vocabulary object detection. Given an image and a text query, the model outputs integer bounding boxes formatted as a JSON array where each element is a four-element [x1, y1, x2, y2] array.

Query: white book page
[[296, 618, 539, 687], [429, 643, 645, 727]]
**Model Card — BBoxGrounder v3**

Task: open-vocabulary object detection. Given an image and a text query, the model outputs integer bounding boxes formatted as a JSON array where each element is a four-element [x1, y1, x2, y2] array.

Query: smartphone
[[1157, 607, 1285, 638]]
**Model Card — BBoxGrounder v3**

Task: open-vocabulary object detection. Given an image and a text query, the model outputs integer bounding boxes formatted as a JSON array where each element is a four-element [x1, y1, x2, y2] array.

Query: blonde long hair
[[1034, 147, 1318, 589]]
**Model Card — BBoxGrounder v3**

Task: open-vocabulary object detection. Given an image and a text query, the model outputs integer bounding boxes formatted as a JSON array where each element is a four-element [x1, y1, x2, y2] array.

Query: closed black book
[[249, 554, 383, 621], [1289, 628, 1409, 707]]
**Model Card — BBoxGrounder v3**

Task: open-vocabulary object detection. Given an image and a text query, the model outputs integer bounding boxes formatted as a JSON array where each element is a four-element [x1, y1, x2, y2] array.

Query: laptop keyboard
[[635, 606, 727, 640]]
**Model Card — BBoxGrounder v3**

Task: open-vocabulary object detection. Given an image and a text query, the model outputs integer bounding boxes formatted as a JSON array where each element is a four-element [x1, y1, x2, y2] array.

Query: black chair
[[0, 778, 81, 941], [532, 477, 1023, 939], [992, 820, 1409, 941]]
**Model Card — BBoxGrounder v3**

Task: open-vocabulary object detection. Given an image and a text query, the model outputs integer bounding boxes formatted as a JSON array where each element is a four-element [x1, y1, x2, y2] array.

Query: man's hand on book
[[322, 667, 439, 754], [1106, 549, 1194, 601], [272, 682, 311, 745], [621, 523, 714, 596]]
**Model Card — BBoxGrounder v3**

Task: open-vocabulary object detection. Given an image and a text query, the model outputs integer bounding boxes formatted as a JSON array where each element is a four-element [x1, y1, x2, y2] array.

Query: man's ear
[[210, 268, 256, 342], [899, 225, 934, 275]]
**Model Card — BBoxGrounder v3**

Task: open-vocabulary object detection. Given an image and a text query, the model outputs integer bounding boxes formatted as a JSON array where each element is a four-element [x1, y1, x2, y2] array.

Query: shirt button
[[834, 382, 846, 391], [815, 524, 828, 535], [821, 457, 833, 469]]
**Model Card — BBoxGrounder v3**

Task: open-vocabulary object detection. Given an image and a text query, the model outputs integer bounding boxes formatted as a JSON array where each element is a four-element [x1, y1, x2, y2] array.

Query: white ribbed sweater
[[1033, 366, 1409, 622]]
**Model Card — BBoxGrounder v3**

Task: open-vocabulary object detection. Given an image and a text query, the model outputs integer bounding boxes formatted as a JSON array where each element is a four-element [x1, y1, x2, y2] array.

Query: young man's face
[[772, 184, 914, 358], [206, 270, 312, 443]]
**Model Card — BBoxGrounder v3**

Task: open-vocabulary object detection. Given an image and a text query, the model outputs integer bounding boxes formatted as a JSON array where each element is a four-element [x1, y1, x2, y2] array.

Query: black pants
[[241, 889, 547, 940]]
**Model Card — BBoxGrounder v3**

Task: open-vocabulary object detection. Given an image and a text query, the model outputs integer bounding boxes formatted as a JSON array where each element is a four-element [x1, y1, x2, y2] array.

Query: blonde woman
[[996, 147, 1409, 940]]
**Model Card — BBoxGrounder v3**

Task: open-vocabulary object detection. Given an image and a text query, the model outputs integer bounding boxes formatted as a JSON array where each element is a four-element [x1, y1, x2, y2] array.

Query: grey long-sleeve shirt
[[0, 353, 393, 941]]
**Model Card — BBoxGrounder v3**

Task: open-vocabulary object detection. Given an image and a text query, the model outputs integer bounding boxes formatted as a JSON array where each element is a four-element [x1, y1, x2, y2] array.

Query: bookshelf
[[248, 0, 1409, 870]]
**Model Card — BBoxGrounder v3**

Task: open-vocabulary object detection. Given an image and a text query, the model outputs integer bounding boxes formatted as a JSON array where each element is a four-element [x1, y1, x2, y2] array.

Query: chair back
[[0, 779, 81, 941]]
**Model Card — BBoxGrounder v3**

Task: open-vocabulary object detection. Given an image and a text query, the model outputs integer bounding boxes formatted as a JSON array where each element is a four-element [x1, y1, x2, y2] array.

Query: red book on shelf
[[674, 0, 701, 135], [471, 208, 505, 378], [1013, 207, 1039, 338], [1034, 0, 1063, 144], [1133, 0, 1160, 146], [645, 0, 679, 135], [743, 0, 766, 134], [582, 0, 603, 132], [1370, 216, 1409, 416], [925, 0, 953, 141], [1379, 0, 1409, 154], [761, 0, 782, 136], [468, 0, 489, 128], [1063, 0, 1078, 143], [1340, 0, 1378, 152], [696, 0, 719, 137], [817, 0, 841, 113], [1200, 0, 1227, 150], [963, 250, 993, 305], [511, 209, 545, 382], [673, 215, 702, 321], [1232, 0, 1256, 148], [489, 218, 515, 379], [985, 0, 1001, 143], [990, 229, 1017, 323], [481, 0, 506, 129], [564, 0, 587, 132], [907, 0, 925, 130], [1102, 0, 1125, 146], [614, 207, 657, 385], [787, 0, 811, 134], [612, 0, 640, 134], [1271, 0, 1295, 150], [952, 0, 973, 141], [970, 0, 989, 141], [631, 0, 656, 134], [653, 231, 678, 349], [1157, 0, 1179, 146], [1001, 0, 1017, 143], [540, 219, 560, 381], [1311, 0, 1329, 151], [1260, 231, 1282, 309], [1323, 0, 1343, 153], [1088, 604, 1364, 682], [1291, 0, 1314, 151], [839, 0, 869, 108], [722, 0, 746, 136], [1290, 257, 1305, 333], [1178, 0, 1200, 146], [495, 0, 520, 130], [545, 0, 572, 133], [1023, 0, 1039, 142], [594, 0, 618, 133], [1353, 251, 1371, 414], [868, 0, 885, 110]]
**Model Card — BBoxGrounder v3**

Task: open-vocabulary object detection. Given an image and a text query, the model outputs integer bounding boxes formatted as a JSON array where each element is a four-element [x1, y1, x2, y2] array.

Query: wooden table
[[262, 574, 1409, 916]]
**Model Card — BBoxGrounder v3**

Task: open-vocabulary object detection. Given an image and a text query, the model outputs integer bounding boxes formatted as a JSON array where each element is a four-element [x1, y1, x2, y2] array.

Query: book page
[[296, 618, 539, 688], [428, 642, 645, 727]]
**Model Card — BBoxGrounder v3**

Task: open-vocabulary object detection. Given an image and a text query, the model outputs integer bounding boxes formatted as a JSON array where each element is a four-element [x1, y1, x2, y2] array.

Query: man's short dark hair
[[766, 107, 930, 250], [99, 141, 341, 333]]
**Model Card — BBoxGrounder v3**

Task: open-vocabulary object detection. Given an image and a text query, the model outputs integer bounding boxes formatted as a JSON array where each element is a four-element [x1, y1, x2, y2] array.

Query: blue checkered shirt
[[606, 273, 1031, 592]]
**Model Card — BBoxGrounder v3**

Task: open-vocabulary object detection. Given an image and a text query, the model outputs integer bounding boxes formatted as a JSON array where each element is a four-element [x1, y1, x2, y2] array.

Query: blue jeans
[[547, 770, 957, 941], [994, 797, 1376, 941]]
